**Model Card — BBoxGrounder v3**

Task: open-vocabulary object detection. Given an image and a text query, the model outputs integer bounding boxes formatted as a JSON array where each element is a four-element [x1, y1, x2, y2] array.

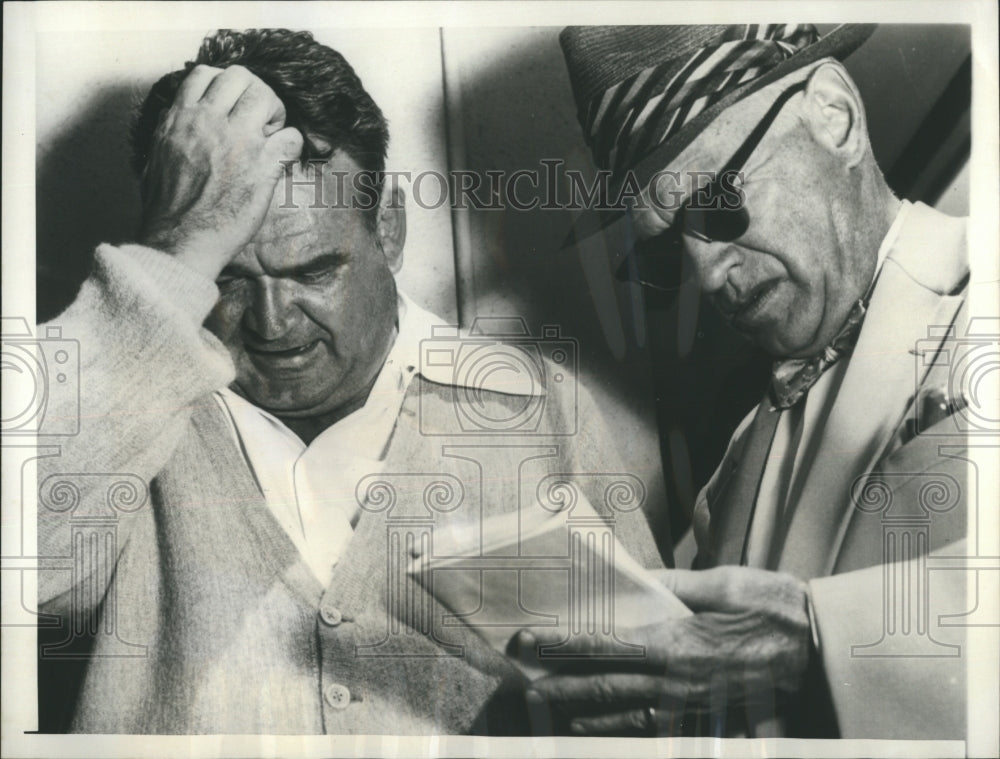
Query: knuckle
[[248, 74, 274, 92], [592, 677, 617, 704], [627, 710, 647, 730], [181, 109, 212, 135], [224, 65, 255, 86]]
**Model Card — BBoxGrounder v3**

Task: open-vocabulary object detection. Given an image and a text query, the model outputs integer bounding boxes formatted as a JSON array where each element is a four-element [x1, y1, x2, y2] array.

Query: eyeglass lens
[[617, 78, 808, 291]]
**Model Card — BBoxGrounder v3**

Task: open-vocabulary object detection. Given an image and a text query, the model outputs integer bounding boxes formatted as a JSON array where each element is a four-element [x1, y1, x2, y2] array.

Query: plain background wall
[[441, 27, 676, 553]]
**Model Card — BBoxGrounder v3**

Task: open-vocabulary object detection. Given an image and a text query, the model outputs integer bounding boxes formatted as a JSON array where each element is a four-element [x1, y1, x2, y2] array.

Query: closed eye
[[216, 252, 347, 289], [283, 253, 347, 284], [216, 275, 248, 293], [293, 265, 337, 284]]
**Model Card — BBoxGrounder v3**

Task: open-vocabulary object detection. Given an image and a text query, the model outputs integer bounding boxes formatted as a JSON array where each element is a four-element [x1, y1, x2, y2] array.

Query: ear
[[800, 62, 869, 169], [376, 184, 406, 274]]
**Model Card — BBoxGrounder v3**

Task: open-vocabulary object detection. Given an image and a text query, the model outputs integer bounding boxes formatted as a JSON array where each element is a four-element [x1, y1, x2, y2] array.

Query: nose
[[685, 238, 742, 294], [243, 278, 295, 341]]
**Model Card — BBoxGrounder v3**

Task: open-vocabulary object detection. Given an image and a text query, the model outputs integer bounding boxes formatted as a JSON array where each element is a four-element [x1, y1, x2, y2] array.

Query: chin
[[233, 379, 338, 415], [758, 329, 821, 359]]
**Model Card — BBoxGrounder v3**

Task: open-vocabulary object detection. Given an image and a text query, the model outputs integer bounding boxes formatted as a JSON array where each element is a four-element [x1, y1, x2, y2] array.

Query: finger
[[513, 625, 681, 669], [513, 628, 652, 661], [231, 78, 287, 134], [569, 708, 653, 736], [571, 706, 685, 736], [658, 568, 740, 613], [200, 65, 255, 112], [529, 673, 680, 705], [524, 689, 557, 736], [261, 126, 304, 174], [174, 65, 224, 107]]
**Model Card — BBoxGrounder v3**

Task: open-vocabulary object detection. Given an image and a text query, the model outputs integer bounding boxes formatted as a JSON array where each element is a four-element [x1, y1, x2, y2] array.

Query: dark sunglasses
[[617, 78, 808, 292]]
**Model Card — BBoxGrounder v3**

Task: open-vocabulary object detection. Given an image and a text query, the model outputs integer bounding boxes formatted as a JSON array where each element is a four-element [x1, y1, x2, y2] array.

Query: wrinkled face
[[641, 91, 870, 358], [206, 152, 400, 419]]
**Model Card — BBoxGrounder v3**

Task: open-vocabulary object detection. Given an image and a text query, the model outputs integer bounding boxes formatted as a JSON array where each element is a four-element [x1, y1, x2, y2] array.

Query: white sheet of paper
[[408, 489, 690, 679]]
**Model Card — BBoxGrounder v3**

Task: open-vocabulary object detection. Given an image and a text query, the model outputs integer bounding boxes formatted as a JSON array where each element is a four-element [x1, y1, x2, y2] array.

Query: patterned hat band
[[584, 24, 819, 178]]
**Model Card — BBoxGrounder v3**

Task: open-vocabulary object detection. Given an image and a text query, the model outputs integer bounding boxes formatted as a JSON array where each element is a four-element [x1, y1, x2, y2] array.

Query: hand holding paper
[[512, 566, 813, 736], [407, 489, 690, 681]]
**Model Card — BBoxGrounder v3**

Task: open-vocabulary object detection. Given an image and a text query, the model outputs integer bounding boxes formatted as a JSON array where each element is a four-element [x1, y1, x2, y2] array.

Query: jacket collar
[[775, 202, 968, 578]]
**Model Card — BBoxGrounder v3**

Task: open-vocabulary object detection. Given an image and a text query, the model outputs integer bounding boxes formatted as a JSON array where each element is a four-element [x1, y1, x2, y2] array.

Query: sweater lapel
[[190, 400, 324, 607], [323, 384, 431, 613]]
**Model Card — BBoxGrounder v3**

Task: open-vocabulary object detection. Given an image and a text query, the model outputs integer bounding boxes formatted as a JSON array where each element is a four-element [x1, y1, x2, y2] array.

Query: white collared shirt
[[743, 200, 912, 567], [214, 293, 540, 585]]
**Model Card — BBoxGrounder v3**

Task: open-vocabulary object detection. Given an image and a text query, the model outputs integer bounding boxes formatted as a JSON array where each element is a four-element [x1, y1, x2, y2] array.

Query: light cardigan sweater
[[37, 244, 664, 734]]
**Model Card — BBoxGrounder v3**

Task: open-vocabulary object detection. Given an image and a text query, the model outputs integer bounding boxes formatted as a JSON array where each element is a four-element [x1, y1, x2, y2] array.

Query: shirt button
[[319, 604, 343, 627], [324, 683, 351, 710]]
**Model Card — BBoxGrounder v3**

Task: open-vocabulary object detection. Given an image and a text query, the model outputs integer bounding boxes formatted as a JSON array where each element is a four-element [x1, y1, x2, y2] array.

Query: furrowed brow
[[218, 252, 348, 280], [270, 252, 348, 278]]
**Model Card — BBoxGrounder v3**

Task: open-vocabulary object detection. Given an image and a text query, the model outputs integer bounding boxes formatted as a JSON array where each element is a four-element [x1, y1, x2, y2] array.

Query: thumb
[[656, 568, 735, 612]]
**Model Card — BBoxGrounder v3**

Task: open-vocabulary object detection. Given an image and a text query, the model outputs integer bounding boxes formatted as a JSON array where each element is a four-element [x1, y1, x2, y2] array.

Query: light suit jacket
[[693, 202, 971, 739], [36, 244, 664, 734]]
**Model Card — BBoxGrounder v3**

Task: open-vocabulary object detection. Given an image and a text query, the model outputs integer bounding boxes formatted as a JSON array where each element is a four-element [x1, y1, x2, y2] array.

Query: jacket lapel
[[708, 400, 782, 565], [774, 203, 967, 578]]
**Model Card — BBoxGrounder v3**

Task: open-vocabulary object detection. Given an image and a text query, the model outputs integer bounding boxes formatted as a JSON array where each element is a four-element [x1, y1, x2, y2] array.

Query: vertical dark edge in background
[[440, 28, 473, 330]]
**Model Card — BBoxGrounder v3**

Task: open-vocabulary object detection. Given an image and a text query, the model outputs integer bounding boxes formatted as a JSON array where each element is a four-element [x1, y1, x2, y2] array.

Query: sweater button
[[324, 683, 351, 710], [320, 604, 343, 627]]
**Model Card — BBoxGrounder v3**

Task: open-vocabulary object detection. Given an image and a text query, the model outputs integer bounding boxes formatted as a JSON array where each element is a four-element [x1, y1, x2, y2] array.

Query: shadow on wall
[[37, 83, 147, 322], [446, 30, 674, 557]]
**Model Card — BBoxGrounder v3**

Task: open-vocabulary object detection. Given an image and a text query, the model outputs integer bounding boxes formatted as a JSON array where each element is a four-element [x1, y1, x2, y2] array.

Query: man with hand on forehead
[[515, 24, 970, 739], [37, 29, 663, 734]]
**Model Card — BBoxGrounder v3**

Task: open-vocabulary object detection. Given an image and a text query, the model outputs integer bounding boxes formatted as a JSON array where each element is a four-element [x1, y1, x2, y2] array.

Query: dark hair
[[130, 29, 389, 181]]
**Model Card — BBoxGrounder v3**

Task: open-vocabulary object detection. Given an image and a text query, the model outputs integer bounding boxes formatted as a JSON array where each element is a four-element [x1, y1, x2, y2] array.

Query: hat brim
[[563, 23, 878, 248]]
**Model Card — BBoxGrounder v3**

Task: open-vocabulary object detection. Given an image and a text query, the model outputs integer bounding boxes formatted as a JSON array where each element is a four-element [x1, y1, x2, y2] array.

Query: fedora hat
[[560, 24, 876, 242]]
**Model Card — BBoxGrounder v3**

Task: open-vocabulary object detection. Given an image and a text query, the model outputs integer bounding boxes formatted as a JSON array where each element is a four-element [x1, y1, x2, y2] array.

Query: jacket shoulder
[[888, 202, 968, 296]]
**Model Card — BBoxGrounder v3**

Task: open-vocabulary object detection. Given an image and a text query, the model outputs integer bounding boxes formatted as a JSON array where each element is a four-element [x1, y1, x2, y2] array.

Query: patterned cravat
[[770, 299, 868, 410]]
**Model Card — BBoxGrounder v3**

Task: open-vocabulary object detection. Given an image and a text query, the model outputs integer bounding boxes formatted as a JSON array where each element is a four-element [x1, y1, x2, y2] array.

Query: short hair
[[130, 29, 389, 181]]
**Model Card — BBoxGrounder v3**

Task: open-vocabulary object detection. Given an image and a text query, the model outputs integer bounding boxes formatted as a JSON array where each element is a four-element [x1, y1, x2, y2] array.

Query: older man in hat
[[514, 24, 971, 739]]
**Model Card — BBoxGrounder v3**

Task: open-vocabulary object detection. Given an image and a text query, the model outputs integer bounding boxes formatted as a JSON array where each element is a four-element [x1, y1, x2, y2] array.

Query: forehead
[[237, 152, 373, 269], [663, 69, 810, 177], [632, 71, 812, 239]]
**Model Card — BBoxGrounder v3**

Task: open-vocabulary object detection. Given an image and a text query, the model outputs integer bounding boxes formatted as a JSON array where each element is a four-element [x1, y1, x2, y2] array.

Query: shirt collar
[[217, 291, 543, 450], [875, 199, 911, 279], [394, 292, 544, 397]]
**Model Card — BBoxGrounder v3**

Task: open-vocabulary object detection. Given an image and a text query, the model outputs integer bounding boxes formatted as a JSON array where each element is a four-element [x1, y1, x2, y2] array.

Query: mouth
[[245, 340, 322, 366], [725, 280, 782, 331]]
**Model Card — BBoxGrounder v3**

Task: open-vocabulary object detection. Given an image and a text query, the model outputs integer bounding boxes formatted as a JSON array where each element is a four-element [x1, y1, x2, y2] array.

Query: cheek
[[297, 287, 345, 334], [206, 293, 249, 343]]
